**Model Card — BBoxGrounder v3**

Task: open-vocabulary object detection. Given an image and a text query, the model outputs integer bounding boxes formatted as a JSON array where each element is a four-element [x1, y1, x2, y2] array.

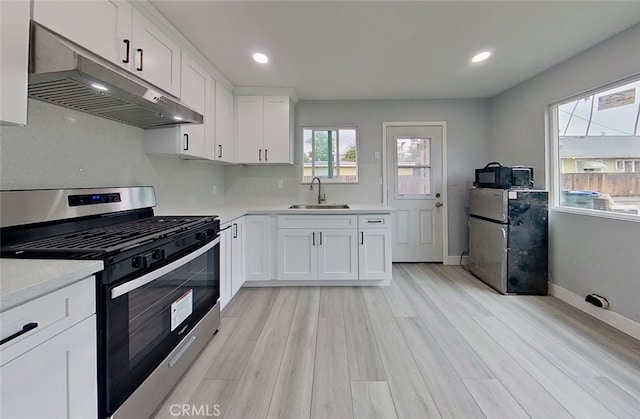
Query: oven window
[[105, 244, 219, 414]]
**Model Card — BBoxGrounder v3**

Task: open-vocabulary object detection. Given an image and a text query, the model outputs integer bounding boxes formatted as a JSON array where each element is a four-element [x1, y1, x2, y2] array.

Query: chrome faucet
[[310, 176, 326, 204]]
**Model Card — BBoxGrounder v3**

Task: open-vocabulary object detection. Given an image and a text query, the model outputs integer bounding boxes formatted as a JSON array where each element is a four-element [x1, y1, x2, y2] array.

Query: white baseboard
[[548, 282, 640, 341], [444, 255, 469, 265]]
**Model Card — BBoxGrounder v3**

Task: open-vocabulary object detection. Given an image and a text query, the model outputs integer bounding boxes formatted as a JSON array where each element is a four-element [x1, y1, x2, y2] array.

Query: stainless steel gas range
[[0, 186, 220, 419]]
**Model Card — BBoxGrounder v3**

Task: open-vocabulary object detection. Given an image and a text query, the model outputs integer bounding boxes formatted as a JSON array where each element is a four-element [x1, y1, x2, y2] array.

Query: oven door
[[102, 237, 219, 417]]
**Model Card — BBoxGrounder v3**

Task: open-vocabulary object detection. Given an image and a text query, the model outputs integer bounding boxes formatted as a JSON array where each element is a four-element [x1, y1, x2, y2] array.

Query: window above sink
[[302, 127, 359, 184]]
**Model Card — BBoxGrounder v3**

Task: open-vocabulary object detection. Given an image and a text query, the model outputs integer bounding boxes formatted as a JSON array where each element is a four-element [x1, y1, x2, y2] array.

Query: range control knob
[[131, 256, 147, 269], [195, 232, 206, 241], [151, 249, 165, 260]]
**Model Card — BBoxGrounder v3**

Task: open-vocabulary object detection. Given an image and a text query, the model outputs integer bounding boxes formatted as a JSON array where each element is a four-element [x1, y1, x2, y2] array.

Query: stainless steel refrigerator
[[468, 188, 548, 294]]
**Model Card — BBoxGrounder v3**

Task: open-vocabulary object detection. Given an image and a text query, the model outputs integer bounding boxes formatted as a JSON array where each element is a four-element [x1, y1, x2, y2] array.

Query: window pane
[[302, 127, 358, 183], [397, 167, 431, 195], [397, 138, 430, 165], [555, 78, 640, 216]]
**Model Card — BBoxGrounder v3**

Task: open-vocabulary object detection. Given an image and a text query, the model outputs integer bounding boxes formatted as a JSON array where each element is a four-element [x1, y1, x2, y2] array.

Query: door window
[[395, 138, 432, 198]]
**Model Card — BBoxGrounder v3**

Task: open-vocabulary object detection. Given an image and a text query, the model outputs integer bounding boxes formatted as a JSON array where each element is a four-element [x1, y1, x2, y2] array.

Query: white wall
[[224, 99, 491, 256], [0, 100, 225, 214], [490, 23, 640, 322]]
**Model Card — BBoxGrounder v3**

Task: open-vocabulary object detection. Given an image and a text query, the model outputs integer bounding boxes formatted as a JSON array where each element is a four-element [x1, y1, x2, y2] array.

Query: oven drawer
[[0, 276, 95, 366]]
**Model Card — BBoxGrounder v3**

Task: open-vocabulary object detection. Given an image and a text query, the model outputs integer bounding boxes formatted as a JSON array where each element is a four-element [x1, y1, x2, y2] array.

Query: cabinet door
[[230, 218, 245, 296], [181, 53, 207, 114], [317, 230, 358, 280], [215, 82, 235, 163], [244, 215, 272, 281], [131, 9, 181, 97], [0, 0, 29, 125], [359, 228, 392, 280], [219, 225, 232, 309], [263, 96, 292, 163], [277, 229, 317, 280], [236, 96, 264, 163], [0, 316, 97, 419]]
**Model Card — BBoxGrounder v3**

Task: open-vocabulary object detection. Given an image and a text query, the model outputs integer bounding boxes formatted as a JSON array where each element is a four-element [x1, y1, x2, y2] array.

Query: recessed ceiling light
[[91, 83, 109, 91], [253, 52, 269, 64], [471, 51, 491, 63]]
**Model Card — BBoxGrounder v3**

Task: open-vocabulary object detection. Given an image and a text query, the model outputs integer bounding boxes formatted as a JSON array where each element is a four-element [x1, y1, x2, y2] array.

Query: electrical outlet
[[277, 179, 284, 189], [374, 151, 380, 160], [212, 185, 218, 196]]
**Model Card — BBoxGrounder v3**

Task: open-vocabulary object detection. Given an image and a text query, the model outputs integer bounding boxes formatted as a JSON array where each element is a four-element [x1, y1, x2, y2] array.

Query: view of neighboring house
[[556, 79, 640, 212]]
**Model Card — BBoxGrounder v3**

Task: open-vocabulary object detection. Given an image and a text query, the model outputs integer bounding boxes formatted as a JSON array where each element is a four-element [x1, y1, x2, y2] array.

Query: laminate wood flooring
[[152, 264, 640, 419]]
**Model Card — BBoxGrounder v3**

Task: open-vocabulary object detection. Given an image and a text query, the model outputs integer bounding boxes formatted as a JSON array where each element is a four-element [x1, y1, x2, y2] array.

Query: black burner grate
[[6, 216, 216, 254]]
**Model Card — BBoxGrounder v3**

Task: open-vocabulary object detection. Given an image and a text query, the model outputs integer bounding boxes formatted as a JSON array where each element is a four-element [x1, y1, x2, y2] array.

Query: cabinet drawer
[[358, 214, 391, 229], [0, 277, 95, 365], [278, 215, 357, 229]]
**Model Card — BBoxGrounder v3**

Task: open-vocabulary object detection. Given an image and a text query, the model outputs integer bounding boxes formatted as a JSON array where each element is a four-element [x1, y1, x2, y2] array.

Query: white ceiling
[[149, 1, 640, 100]]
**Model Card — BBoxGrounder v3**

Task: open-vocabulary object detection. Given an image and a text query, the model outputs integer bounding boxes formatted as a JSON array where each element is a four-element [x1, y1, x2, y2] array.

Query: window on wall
[[550, 76, 640, 218], [302, 127, 358, 183]]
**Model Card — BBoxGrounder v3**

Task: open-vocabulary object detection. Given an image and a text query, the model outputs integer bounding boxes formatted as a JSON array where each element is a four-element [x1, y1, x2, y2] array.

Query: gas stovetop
[[0, 187, 219, 264], [4, 216, 217, 255]]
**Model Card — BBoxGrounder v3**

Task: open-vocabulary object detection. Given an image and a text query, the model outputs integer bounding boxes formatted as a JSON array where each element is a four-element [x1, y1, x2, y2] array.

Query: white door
[[244, 215, 272, 281], [317, 229, 358, 280], [236, 96, 264, 163], [263, 96, 291, 163], [230, 218, 245, 296], [385, 124, 444, 262], [277, 229, 317, 280]]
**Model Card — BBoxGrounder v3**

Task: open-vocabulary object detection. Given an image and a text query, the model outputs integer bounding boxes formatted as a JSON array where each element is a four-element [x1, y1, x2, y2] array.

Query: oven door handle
[[111, 237, 219, 299]]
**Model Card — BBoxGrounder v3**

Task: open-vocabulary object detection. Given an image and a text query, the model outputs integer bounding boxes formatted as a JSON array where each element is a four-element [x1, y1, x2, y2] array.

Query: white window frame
[[301, 126, 359, 184], [549, 74, 640, 222], [394, 136, 433, 200]]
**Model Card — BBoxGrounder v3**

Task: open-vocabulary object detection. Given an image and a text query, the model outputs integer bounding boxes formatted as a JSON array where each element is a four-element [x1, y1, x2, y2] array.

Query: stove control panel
[[68, 193, 121, 207]]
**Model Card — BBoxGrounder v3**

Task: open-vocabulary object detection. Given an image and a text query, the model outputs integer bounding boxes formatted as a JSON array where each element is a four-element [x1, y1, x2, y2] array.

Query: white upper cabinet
[[32, 0, 181, 97], [214, 82, 235, 163], [263, 96, 293, 163], [0, 0, 29, 125], [130, 8, 181, 97], [145, 52, 210, 159], [32, 0, 130, 67], [236, 95, 293, 164]]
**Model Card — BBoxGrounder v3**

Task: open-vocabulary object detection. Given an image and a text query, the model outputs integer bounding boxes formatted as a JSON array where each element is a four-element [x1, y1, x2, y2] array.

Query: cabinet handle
[[367, 220, 383, 224], [265, 149, 268, 161], [0, 322, 38, 346], [218, 144, 223, 158], [233, 223, 238, 239], [183, 134, 189, 151], [136, 48, 144, 71], [360, 232, 364, 245], [122, 39, 130, 63], [258, 149, 262, 162], [319, 231, 322, 245], [312, 232, 315, 246]]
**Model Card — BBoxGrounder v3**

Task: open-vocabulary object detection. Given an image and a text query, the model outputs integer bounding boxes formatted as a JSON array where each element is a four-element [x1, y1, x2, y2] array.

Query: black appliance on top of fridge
[[468, 187, 548, 295]]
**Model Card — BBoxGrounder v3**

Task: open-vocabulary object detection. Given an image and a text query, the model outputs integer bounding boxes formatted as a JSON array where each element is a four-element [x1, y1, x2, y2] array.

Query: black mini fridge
[[468, 187, 548, 295]]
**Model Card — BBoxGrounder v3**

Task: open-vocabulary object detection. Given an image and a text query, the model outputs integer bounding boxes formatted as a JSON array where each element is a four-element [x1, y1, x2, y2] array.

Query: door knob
[[435, 202, 444, 208]]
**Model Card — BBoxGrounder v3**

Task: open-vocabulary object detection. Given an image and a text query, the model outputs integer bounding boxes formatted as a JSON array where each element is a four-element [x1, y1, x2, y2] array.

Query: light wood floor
[[152, 264, 640, 419]]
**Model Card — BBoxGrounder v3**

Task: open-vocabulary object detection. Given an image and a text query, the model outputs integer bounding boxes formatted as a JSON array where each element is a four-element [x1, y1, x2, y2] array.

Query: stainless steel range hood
[[28, 24, 203, 129]]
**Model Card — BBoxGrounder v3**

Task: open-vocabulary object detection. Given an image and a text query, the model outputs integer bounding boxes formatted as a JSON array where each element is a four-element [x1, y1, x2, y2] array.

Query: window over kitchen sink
[[302, 127, 359, 183]]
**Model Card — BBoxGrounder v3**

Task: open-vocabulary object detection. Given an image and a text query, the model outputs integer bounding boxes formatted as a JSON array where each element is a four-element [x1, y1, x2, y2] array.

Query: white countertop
[[0, 202, 391, 311], [156, 203, 395, 224], [0, 259, 103, 313]]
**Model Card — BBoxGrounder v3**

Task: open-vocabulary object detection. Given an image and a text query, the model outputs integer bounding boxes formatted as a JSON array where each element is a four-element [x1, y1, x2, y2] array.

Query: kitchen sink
[[289, 204, 350, 209]]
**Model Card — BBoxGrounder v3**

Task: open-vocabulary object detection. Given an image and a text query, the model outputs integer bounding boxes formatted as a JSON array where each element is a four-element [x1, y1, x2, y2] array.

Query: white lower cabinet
[[277, 215, 358, 281], [358, 215, 392, 280], [244, 215, 274, 281], [220, 218, 245, 309], [0, 277, 98, 419]]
